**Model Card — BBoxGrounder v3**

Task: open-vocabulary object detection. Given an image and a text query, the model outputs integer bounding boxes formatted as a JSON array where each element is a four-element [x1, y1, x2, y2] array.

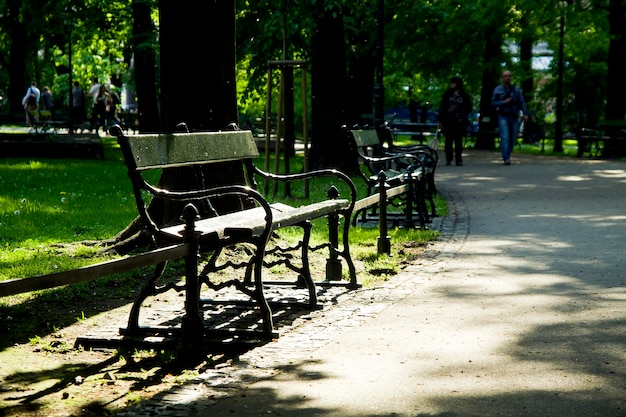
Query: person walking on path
[[71, 81, 86, 126], [438, 76, 472, 166], [41, 86, 55, 119], [93, 84, 111, 134], [491, 70, 528, 165], [21, 81, 40, 127], [88, 77, 101, 131]]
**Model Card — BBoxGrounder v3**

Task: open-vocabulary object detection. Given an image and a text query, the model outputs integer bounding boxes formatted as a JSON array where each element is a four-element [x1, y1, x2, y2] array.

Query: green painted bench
[[112, 126, 358, 342], [347, 127, 437, 231]]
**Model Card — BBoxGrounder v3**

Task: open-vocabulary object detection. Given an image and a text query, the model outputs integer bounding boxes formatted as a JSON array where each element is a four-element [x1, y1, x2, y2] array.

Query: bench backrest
[[27, 109, 52, 117], [122, 130, 259, 171], [351, 129, 382, 148], [116, 129, 261, 234], [598, 119, 626, 136]]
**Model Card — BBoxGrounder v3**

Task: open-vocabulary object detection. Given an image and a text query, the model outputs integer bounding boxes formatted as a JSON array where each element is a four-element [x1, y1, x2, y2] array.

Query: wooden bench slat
[[353, 184, 410, 212], [160, 200, 351, 239], [127, 131, 260, 169], [0, 244, 188, 297]]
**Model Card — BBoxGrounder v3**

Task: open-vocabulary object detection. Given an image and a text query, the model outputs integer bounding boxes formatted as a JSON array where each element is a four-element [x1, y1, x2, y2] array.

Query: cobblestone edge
[[117, 187, 469, 416]]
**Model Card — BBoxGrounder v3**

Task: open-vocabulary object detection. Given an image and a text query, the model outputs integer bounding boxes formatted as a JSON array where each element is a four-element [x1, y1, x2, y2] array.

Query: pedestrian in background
[[41, 86, 55, 119], [88, 77, 101, 131], [22, 81, 40, 127], [438, 76, 472, 166], [93, 85, 111, 134], [71, 81, 86, 126], [491, 70, 528, 165]]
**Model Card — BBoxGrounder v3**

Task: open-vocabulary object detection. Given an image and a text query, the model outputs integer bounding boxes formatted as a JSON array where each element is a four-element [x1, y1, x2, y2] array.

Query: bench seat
[[161, 200, 350, 240]]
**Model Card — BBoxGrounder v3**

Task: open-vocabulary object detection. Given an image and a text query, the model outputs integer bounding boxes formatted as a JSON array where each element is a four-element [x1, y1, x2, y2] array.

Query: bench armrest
[[252, 166, 358, 211], [358, 151, 426, 175], [142, 184, 274, 240]]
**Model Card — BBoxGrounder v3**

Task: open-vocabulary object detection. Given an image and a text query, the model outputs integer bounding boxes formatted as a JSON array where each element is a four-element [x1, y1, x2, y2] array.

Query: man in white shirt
[[88, 78, 101, 130], [22, 81, 41, 127]]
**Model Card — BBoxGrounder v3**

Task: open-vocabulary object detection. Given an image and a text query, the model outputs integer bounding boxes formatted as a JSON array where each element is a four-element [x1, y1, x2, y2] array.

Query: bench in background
[[347, 127, 438, 230], [577, 120, 626, 158], [27, 109, 69, 134], [389, 121, 440, 144]]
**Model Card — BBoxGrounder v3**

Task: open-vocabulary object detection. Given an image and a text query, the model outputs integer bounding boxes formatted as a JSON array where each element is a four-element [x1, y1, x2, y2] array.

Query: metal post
[[325, 185, 342, 281], [68, 15, 74, 135], [404, 166, 415, 229], [376, 171, 391, 255], [273, 71, 285, 197], [180, 204, 203, 354], [302, 67, 310, 198]]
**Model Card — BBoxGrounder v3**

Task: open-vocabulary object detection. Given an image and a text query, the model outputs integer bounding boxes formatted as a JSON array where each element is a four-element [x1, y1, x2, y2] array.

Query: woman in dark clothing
[[438, 76, 472, 166]]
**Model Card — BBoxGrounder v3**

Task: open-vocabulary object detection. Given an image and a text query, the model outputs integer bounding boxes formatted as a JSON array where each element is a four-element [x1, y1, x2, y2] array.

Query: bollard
[[376, 171, 391, 255]]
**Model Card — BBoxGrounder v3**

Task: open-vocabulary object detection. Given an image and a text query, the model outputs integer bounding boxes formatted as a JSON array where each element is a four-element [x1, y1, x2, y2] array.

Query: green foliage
[[0, 0, 133, 114], [234, 0, 614, 127]]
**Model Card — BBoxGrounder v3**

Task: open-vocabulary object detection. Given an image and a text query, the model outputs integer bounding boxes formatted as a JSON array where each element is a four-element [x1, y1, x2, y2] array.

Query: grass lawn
[[0, 132, 443, 338]]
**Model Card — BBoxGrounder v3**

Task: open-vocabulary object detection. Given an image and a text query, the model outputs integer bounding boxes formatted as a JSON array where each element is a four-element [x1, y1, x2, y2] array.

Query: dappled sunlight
[[592, 168, 626, 179], [517, 212, 626, 228], [409, 269, 625, 402], [556, 175, 591, 182], [0, 160, 50, 171], [464, 176, 501, 181]]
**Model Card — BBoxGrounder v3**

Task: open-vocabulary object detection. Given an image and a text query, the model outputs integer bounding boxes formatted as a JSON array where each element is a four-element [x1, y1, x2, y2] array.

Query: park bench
[[0, 205, 228, 350], [112, 126, 358, 339], [577, 120, 626, 158], [27, 109, 68, 134], [116, 111, 139, 134], [0, 128, 358, 349], [377, 124, 439, 198], [388, 121, 440, 144], [345, 126, 434, 244]]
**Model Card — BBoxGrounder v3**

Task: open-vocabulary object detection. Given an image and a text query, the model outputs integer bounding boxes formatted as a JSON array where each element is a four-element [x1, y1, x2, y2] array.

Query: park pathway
[[122, 149, 626, 417]]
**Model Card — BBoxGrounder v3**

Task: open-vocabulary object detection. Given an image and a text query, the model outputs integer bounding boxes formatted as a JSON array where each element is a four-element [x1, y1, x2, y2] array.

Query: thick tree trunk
[[519, 14, 534, 105], [309, 7, 351, 171], [605, 0, 626, 120], [110, 0, 242, 254], [132, 0, 160, 132], [346, 54, 376, 126], [7, 9, 28, 115], [475, 23, 503, 150], [158, 0, 238, 131]]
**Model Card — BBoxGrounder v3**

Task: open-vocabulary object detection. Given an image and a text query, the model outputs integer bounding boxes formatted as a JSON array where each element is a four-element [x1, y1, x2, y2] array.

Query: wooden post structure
[[264, 60, 309, 198]]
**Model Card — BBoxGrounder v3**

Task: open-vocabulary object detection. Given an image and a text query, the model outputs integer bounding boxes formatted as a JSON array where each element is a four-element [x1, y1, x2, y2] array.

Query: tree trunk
[[475, 23, 503, 150], [156, 0, 242, 224], [309, 6, 351, 170], [132, 0, 160, 133], [158, 0, 238, 131], [110, 0, 242, 253], [519, 14, 534, 105], [605, 0, 626, 120], [346, 53, 376, 126], [6, 1, 29, 115]]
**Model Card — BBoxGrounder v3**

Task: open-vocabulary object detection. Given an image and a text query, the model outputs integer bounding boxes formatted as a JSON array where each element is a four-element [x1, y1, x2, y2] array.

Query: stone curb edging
[[116, 187, 469, 416]]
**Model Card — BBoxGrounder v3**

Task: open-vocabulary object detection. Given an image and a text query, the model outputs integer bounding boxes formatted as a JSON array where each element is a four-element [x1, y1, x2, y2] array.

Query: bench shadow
[[0, 283, 353, 415]]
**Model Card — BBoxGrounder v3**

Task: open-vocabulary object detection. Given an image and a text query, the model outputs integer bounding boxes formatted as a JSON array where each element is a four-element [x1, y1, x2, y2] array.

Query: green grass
[[1, 137, 136, 281], [0, 135, 444, 287], [0, 133, 446, 349]]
